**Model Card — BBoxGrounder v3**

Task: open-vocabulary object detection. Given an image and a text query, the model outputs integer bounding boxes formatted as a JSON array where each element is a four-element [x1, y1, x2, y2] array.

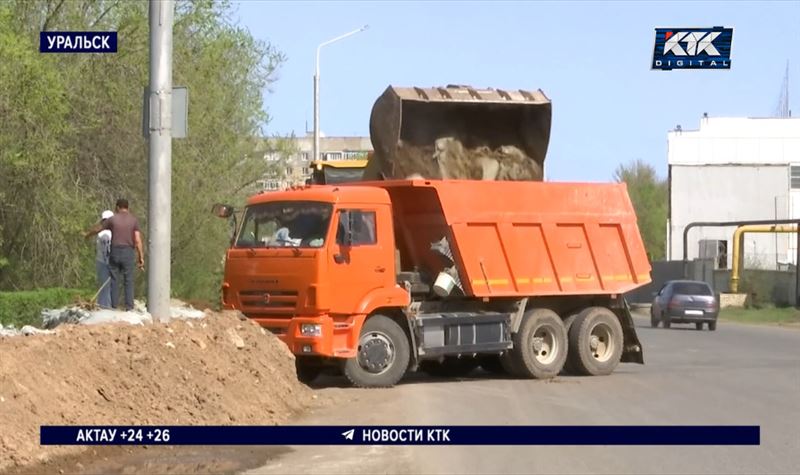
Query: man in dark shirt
[[86, 199, 144, 310]]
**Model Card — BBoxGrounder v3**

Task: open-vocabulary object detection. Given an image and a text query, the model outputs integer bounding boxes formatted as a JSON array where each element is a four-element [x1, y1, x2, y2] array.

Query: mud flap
[[613, 297, 644, 364]]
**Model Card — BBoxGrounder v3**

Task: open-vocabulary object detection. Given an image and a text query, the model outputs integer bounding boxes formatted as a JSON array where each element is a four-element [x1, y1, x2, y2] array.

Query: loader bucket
[[365, 85, 551, 181]]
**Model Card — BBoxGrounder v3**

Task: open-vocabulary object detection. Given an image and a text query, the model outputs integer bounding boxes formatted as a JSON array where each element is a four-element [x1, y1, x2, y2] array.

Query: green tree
[[0, 0, 290, 303], [613, 159, 668, 261]]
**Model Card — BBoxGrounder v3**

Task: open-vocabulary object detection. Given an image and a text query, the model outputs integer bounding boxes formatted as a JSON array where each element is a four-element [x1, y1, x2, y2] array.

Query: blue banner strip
[[40, 31, 118, 53], [40, 425, 760, 446]]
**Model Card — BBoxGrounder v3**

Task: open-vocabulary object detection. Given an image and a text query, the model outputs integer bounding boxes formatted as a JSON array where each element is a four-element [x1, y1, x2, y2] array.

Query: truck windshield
[[235, 201, 333, 248]]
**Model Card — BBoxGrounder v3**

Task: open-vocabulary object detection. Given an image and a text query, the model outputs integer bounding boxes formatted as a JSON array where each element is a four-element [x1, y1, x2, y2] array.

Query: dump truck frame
[[219, 179, 650, 387]]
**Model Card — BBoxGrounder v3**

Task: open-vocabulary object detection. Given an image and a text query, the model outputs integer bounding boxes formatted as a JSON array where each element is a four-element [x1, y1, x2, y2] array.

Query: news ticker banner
[[41, 425, 760, 446]]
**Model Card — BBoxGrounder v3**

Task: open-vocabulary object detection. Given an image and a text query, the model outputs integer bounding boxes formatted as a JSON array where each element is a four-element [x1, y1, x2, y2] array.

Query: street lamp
[[314, 25, 369, 163]]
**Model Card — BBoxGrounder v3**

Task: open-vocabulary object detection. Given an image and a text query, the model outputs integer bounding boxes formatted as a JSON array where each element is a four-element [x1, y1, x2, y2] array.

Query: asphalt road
[[248, 312, 800, 475]]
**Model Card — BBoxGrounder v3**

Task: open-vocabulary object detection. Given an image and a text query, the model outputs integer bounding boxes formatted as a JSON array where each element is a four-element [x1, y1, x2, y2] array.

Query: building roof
[[668, 116, 800, 166]]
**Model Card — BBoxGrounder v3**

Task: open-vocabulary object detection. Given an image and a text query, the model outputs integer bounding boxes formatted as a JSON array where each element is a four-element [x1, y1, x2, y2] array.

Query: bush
[[739, 270, 790, 308], [0, 288, 92, 328]]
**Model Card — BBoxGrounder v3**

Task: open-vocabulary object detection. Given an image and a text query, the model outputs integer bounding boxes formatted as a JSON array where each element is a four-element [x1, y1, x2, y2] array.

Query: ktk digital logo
[[652, 27, 733, 70]]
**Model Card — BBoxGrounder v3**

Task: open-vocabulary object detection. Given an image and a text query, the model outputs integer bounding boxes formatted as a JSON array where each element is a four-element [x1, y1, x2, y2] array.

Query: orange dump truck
[[218, 179, 651, 387]]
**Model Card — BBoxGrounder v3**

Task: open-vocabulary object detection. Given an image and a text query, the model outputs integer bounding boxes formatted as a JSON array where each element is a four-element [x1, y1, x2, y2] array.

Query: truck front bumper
[[249, 314, 359, 359]]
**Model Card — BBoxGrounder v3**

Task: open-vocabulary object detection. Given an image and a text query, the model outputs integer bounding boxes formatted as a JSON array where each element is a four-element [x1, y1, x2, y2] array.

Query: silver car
[[651, 280, 719, 331]]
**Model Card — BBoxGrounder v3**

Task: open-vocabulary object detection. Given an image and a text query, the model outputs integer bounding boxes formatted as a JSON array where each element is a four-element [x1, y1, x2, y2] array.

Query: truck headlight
[[301, 324, 322, 337]]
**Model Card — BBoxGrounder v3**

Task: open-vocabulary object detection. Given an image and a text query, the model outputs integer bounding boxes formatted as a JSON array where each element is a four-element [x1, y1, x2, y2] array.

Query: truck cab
[[222, 185, 408, 361]]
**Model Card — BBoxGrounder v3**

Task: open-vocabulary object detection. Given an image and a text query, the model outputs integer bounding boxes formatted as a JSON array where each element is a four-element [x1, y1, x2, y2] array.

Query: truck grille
[[238, 290, 298, 313]]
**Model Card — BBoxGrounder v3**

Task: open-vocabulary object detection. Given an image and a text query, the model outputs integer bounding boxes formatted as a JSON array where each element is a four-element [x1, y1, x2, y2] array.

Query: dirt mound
[[0, 310, 312, 471], [376, 137, 543, 181]]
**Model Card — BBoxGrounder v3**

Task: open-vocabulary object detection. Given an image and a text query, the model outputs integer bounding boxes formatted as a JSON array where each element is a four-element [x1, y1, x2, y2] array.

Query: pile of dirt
[[0, 310, 312, 472], [374, 137, 543, 181]]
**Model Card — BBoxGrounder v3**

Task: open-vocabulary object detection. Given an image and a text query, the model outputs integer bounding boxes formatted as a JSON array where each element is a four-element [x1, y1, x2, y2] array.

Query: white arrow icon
[[342, 429, 355, 441]]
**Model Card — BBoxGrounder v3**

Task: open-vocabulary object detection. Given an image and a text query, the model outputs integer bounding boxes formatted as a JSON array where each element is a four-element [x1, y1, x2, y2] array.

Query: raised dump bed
[[377, 179, 652, 298]]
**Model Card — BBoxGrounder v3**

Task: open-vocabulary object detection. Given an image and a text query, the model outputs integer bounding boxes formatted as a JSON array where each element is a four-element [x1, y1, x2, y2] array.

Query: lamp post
[[313, 25, 368, 163]]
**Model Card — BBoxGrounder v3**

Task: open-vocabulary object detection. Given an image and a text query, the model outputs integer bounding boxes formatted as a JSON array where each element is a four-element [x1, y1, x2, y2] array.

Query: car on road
[[651, 280, 718, 331]]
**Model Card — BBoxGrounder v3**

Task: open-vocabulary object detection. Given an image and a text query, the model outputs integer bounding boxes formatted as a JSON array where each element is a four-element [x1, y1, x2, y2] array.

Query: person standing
[[95, 210, 114, 308], [86, 199, 144, 311]]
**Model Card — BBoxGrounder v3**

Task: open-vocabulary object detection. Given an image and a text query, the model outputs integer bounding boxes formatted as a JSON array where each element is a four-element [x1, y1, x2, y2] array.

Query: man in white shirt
[[95, 210, 114, 308]]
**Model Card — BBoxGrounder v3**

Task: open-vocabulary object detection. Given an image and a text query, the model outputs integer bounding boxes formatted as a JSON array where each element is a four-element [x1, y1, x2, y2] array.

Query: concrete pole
[[147, 0, 174, 321], [313, 67, 320, 163], [313, 26, 368, 163]]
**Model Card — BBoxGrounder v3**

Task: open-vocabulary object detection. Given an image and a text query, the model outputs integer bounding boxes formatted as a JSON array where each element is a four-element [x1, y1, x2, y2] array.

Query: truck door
[[328, 206, 394, 315]]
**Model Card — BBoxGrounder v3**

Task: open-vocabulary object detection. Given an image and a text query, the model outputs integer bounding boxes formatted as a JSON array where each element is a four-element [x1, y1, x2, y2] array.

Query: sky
[[232, 0, 800, 182]]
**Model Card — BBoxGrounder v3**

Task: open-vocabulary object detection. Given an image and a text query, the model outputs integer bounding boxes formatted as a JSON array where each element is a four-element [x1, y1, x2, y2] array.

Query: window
[[336, 210, 376, 246], [791, 166, 800, 189], [235, 201, 333, 248], [717, 241, 728, 269], [344, 151, 368, 160], [263, 152, 281, 162], [324, 152, 343, 161], [672, 282, 713, 296]]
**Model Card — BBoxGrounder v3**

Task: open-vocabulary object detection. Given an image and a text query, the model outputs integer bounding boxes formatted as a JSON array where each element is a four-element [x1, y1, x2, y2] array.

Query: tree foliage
[[614, 159, 668, 261], [0, 0, 288, 302]]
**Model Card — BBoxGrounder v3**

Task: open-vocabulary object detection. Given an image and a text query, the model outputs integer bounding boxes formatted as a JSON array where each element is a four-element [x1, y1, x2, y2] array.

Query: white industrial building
[[667, 116, 800, 270]]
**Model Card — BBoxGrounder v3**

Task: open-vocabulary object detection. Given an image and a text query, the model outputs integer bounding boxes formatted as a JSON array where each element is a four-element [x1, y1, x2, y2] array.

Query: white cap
[[101, 210, 114, 220]]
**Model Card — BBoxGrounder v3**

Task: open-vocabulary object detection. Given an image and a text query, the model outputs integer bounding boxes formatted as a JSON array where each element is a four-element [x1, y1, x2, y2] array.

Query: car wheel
[[650, 309, 659, 328], [695, 322, 704, 331], [708, 320, 717, 331], [662, 313, 671, 329]]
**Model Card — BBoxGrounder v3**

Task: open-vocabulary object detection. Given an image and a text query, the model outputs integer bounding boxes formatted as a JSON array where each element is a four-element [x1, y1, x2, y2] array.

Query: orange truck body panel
[[222, 179, 651, 359], [378, 179, 652, 298]]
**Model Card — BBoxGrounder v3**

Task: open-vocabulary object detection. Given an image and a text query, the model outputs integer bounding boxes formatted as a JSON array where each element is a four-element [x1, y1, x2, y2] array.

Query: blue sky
[[233, 1, 800, 181]]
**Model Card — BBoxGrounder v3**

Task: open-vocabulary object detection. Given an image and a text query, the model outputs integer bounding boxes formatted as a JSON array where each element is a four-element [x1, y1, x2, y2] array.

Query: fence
[[625, 259, 797, 307]]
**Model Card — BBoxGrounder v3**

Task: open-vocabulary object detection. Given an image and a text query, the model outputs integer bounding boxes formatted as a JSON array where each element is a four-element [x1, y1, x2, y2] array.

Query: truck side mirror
[[212, 203, 234, 218]]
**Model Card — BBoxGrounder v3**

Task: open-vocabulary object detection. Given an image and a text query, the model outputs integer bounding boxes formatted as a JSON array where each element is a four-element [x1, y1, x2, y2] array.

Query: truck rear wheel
[[508, 308, 568, 379], [343, 315, 410, 388], [560, 313, 580, 375], [567, 306, 623, 376]]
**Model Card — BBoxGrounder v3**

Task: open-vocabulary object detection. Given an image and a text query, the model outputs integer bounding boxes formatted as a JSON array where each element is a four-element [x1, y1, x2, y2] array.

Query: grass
[[719, 307, 800, 326], [0, 288, 93, 328]]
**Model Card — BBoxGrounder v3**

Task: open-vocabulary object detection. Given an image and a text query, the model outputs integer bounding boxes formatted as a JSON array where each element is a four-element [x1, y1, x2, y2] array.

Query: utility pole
[[313, 25, 368, 162], [147, 0, 175, 321]]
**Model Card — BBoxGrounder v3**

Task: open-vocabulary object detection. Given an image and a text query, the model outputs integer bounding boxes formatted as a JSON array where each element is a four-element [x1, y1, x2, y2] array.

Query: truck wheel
[[509, 308, 568, 379], [708, 320, 717, 331], [478, 355, 506, 375], [420, 357, 478, 378], [343, 315, 410, 388], [295, 357, 322, 385], [500, 351, 523, 377], [561, 313, 580, 375], [567, 307, 623, 376]]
